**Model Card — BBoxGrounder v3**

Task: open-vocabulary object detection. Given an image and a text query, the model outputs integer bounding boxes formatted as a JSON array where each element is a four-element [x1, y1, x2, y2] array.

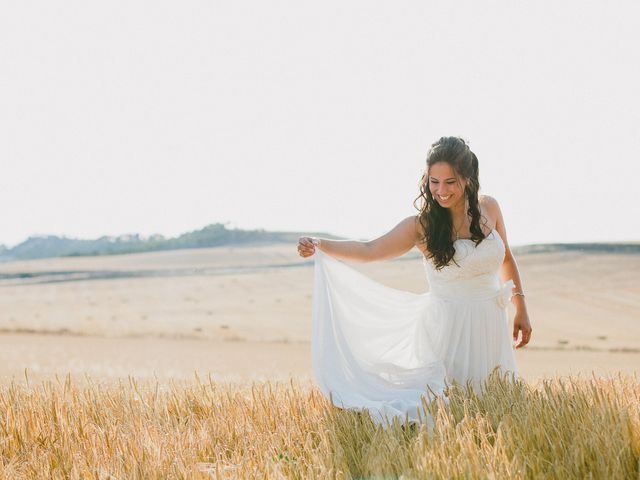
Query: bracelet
[[512, 292, 525, 297], [311, 237, 321, 247]]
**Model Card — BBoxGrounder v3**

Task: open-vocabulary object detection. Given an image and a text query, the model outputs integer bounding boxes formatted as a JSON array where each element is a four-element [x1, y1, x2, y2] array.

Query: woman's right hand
[[297, 236, 319, 258]]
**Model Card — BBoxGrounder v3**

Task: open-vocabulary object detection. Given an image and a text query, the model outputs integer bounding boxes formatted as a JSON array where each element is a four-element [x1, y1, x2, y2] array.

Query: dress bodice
[[422, 229, 512, 302]]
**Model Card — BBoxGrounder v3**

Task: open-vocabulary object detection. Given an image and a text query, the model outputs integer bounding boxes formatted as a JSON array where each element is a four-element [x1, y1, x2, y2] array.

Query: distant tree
[[0, 224, 339, 261]]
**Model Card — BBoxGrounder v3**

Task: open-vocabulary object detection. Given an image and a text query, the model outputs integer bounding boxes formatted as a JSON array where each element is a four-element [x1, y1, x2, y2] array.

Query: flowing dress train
[[311, 229, 519, 425]]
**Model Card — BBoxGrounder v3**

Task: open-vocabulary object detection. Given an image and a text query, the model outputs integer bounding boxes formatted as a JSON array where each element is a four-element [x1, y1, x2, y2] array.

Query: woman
[[297, 136, 532, 425]]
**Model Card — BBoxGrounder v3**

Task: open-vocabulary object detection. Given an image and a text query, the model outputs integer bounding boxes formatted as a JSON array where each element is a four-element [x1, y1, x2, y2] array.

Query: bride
[[297, 136, 532, 425]]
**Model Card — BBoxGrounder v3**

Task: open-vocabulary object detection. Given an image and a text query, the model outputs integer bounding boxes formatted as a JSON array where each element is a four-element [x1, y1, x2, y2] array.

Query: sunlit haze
[[1, 1, 639, 248]]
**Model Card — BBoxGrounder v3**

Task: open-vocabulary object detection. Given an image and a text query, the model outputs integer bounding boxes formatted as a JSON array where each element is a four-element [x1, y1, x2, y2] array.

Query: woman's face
[[428, 162, 467, 209]]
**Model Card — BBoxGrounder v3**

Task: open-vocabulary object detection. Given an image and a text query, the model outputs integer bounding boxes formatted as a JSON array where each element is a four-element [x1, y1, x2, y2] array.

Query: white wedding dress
[[311, 228, 519, 425]]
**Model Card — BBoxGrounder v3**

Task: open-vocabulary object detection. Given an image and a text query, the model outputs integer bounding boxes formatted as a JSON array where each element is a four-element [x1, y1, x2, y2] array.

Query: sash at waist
[[429, 278, 515, 307]]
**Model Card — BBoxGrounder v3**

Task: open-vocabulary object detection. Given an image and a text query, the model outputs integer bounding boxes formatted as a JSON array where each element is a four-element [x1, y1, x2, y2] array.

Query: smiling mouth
[[438, 195, 451, 201]]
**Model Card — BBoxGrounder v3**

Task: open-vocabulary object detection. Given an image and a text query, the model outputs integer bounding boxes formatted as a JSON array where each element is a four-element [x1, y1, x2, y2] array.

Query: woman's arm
[[483, 195, 533, 348], [298, 215, 420, 263]]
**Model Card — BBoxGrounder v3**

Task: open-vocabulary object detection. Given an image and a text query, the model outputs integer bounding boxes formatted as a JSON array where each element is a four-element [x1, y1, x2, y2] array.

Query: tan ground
[[0, 244, 638, 387]]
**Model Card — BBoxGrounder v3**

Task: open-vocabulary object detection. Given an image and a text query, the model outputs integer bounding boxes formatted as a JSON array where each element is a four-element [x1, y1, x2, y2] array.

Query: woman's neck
[[449, 199, 467, 225]]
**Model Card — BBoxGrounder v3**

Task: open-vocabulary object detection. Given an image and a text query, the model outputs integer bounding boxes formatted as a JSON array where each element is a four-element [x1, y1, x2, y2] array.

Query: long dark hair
[[413, 136, 485, 270]]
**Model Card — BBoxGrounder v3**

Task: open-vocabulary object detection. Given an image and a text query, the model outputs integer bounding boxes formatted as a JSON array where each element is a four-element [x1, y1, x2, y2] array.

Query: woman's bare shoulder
[[403, 215, 423, 242], [410, 215, 429, 256], [409, 214, 423, 233], [479, 194, 500, 208], [478, 195, 500, 214], [479, 194, 501, 226]]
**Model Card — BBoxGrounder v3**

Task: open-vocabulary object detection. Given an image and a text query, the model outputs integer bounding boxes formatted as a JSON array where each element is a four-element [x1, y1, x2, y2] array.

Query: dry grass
[[0, 371, 638, 479]]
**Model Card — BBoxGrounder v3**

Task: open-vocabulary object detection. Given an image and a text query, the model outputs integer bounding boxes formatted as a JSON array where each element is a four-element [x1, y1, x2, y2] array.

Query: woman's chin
[[436, 198, 466, 210]]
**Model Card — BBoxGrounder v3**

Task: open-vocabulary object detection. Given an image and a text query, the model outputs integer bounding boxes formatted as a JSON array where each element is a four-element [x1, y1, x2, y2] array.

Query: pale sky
[[1, 0, 638, 248]]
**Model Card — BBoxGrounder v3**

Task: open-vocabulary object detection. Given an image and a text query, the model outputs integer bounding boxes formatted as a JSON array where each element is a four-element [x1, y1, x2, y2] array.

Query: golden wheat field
[[0, 372, 638, 479]]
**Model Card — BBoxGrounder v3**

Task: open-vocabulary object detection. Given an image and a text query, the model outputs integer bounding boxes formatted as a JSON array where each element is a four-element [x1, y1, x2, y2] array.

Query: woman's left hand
[[513, 311, 532, 349]]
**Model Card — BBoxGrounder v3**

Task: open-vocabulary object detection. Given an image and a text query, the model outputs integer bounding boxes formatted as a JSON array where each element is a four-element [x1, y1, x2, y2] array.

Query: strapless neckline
[[421, 229, 501, 263], [454, 228, 498, 243]]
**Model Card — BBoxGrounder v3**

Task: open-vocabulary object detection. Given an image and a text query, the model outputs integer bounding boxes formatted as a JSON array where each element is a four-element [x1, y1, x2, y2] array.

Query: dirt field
[[1, 244, 638, 386]]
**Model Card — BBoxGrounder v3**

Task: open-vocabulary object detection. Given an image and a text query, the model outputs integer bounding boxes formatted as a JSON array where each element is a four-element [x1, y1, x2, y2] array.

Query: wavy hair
[[413, 136, 485, 270]]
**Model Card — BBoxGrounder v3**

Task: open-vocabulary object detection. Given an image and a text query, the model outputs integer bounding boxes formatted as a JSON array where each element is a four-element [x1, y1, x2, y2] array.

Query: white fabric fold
[[312, 250, 446, 425], [311, 237, 519, 426], [496, 279, 516, 309]]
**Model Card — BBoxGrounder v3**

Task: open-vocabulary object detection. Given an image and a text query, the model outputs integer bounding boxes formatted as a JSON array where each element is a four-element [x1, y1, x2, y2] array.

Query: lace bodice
[[422, 229, 513, 303]]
